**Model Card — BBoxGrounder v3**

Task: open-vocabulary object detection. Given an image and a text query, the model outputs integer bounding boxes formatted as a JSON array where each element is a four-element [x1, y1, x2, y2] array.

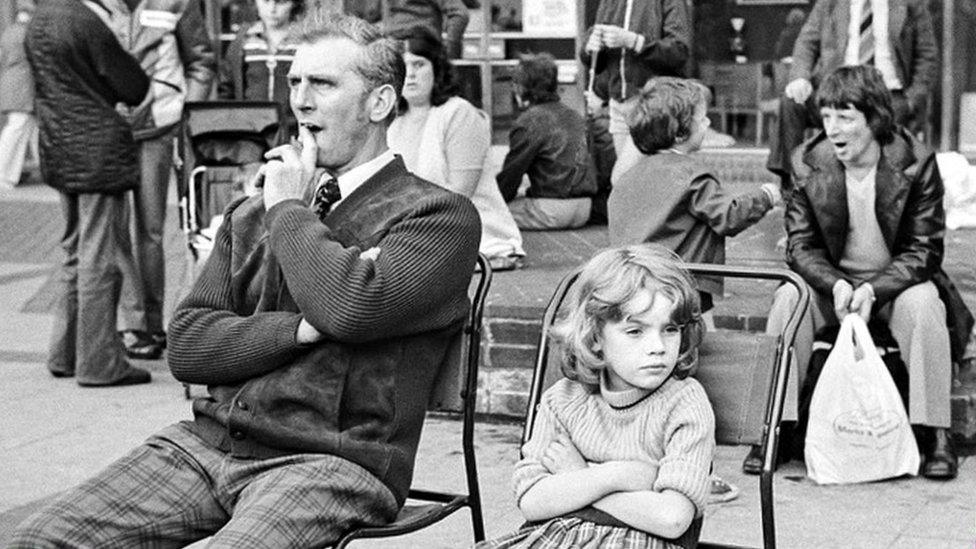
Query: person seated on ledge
[[387, 24, 525, 271], [9, 11, 481, 547], [495, 52, 598, 230], [757, 65, 973, 480], [609, 76, 780, 325]]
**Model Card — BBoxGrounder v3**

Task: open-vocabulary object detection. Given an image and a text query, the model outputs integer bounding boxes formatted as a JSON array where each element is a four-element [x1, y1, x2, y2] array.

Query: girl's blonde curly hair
[[550, 244, 703, 388]]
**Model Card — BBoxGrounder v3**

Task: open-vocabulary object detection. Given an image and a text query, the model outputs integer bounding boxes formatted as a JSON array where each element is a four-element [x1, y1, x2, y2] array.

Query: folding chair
[[335, 252, 492, 548], [524, 263, 809, 549]]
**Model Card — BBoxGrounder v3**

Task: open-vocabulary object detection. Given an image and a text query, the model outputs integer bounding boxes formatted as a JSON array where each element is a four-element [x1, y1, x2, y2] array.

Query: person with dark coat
[[766, 0, 938, 192], [760, 66, 973, 480], [497, 53, 597, 230], [26, 0, 151, 384]]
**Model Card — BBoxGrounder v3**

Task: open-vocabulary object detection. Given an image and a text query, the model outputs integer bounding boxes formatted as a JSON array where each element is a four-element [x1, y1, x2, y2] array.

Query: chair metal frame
[[524, 263, 809, 549], [335, 253, 492, 548]]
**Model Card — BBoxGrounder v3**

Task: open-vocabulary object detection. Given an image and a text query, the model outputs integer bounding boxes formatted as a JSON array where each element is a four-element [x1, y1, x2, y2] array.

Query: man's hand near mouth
[[260, 124, 320, 209]]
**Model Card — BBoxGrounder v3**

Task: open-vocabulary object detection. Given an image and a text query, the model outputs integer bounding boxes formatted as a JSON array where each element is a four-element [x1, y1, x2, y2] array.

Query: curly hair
[[513, 52, 560, 105], [392, 25, 459, 112], [628, 77, 711, 155], [550, 244, 703, 389], [817, 65, 896, 145]]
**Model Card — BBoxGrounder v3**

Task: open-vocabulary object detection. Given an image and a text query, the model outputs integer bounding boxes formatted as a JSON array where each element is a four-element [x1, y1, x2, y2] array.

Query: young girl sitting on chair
[[480, 244, 715, 548]]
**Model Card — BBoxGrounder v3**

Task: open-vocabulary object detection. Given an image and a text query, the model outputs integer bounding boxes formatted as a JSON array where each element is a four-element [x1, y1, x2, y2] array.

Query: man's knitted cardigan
[[168, 158, 482, 506]]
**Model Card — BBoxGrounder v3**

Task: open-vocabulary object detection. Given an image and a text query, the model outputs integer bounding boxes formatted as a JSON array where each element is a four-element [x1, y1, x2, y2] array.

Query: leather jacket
[[787, 128, 974, 360]]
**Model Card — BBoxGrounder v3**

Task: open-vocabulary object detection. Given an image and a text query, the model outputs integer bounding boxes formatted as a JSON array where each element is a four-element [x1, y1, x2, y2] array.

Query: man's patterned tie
[[858, 0, 875, 66], [313, 176, 341, 221]]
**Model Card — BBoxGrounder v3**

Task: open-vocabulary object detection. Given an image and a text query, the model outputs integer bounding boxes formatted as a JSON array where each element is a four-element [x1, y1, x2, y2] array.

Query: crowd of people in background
[[3, 0, 973, 545]]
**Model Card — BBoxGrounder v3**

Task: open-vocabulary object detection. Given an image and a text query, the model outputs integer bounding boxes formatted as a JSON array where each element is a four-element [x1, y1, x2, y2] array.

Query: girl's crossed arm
[[518, 428, 658, 522]]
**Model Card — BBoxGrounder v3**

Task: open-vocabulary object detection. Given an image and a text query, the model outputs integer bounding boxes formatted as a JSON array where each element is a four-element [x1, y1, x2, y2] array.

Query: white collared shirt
[[311, 150, 396, 210], [845, 0, 903, 91]]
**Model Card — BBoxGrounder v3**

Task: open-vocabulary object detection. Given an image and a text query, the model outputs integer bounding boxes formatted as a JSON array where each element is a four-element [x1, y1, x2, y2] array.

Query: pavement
[[1, 166, 975, 548]]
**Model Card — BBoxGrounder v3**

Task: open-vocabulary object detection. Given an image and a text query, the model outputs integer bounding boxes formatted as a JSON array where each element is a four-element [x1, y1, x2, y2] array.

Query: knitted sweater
[[514, 375, 715, 518], [168, 157, 482, 506]]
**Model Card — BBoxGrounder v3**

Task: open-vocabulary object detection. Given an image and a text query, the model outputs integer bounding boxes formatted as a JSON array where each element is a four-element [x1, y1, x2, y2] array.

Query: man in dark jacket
[[497, 53, 597, 230], [759, 66, 973, 480], [765, 0, 938, 191], [11, 11, 481, 547], [26, 0, 151, 385]]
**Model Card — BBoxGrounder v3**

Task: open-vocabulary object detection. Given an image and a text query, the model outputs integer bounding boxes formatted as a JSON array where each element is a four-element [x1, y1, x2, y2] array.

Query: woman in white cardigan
[[387, 25, 525, 270]]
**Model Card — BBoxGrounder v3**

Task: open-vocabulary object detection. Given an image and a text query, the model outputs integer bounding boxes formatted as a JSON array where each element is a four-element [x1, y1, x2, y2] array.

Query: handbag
[[804, 314, 920, 484]]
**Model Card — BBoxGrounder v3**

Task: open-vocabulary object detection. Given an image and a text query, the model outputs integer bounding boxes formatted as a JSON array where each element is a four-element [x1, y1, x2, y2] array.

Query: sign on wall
[[523, 0, 577, 36]]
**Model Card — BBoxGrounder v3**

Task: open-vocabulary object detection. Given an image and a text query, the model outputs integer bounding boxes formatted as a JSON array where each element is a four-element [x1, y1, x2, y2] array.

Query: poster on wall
[[523, 0, 577, 36]]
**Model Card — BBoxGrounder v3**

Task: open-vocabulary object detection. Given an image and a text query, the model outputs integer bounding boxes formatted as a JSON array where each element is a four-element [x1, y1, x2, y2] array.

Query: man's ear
[[368, 84, 397, 123]]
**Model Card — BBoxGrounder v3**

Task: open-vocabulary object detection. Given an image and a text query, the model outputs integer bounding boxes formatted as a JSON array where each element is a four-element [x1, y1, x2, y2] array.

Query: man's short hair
[[628, 77, 710, 155], [817, 65, 896, 144], [514, 53, 560, 105], [288, 10, 405, 122]]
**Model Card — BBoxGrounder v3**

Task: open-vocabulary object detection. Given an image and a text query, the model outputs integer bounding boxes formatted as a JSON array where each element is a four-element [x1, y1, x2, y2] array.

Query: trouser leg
[[8, 424, 229, 549], [120, 133, 173, 334], [882, 282, 952, 428], [46, 192, 79, 376], [0, 111, 33, 185], [74, 192, 132, 384], [209, 454, 398, 549], [766, 282, 835, 421], [508, 197, 592, 230]]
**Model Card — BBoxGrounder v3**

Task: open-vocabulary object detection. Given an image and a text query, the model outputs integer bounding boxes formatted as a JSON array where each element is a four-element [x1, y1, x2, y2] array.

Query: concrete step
[[476, 200, 976, 447]]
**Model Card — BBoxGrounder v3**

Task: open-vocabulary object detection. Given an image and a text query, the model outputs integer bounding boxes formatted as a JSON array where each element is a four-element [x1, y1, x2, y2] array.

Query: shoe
[[49, 369, 74, 378], [707, 475, 740, 504], [742, 444, 763, 475], [78, 366, 151, 387], [120, 330, 164, 360], [921, 428, 958, 480]]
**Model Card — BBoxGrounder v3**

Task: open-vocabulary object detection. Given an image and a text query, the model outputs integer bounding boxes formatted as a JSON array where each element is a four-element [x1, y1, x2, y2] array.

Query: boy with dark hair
[[496, 53, 597, 230]]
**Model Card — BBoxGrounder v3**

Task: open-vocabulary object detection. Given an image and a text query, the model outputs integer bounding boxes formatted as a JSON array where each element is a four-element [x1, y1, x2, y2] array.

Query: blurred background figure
[[349, 0, 470, 59], [773, 8, 807, 63], [105, 0, 215, 361], [387, 25, 525, 271], [496, 53, 597, 230], [218, 0, 304, 133], [0, 0, 39, 189]]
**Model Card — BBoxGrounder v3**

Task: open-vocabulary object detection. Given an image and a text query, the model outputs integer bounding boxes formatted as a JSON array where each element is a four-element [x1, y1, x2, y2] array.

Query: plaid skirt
[[476, 517, 682, 549]]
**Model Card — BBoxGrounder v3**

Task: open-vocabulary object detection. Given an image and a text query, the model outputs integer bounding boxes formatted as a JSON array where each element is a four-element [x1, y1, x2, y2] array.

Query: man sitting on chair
[[758, 65, 973, 480], [10, 11, 481, 547]]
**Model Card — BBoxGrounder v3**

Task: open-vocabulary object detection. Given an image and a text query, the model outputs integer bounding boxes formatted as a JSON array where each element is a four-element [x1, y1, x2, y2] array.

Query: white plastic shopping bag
[[804, 314, 919, 484]]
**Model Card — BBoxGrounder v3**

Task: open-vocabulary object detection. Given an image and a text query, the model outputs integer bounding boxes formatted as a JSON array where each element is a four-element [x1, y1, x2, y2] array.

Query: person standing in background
[[580, 0, 691, 158], [765, 0, 937, 193], [26, 0, 152, 385], [0, 0, 39, 189], [91, 0, 216, 361], [349, 0, 470, 59]]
